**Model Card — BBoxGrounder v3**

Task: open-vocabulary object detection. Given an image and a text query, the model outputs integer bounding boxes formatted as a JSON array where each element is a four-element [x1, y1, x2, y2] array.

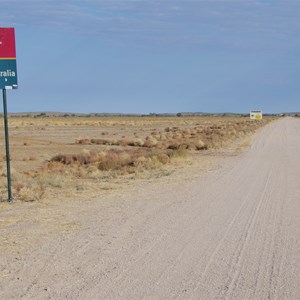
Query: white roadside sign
[[250, 110, 263, 120]]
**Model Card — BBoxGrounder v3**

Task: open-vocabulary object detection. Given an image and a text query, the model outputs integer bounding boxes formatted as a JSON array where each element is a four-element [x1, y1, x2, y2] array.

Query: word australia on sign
[[0, 28, 18, 89]]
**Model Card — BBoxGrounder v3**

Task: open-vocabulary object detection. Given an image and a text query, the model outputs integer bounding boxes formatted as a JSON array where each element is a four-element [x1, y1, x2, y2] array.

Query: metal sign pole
[[0, 27, 18, 201], [2, 88, 13, 201]]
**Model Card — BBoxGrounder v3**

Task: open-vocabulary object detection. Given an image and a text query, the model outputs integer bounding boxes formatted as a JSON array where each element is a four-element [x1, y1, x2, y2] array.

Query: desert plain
[[0, 115, 270, 203], [1, 115, 300, 299]]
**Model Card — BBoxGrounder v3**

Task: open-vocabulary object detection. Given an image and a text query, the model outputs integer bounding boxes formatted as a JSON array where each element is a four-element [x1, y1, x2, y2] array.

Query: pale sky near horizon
[[0, 0, 299, 114]]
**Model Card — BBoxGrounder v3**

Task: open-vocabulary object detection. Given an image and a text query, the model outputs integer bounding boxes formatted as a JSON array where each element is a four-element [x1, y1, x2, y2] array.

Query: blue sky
[[1, 0, 300, 114]]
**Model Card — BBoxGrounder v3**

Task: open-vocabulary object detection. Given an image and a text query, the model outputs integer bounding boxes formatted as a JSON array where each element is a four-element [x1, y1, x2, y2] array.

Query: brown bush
[[127, 138, 144, 147], [144, 136, 158, 148], [76, 138, 91, 145], [193, 139, 207, 150], [98, 152, 120, 171], [167, 140, 181, 150], [51, 151, 99, 165], [156, 153, 170, 164], [90, 138, 109, 145], [155, 141, 168, 150]]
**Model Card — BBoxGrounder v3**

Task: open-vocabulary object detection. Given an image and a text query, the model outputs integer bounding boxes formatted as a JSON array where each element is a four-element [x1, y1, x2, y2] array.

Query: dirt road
[[1, 117, 300, 299]]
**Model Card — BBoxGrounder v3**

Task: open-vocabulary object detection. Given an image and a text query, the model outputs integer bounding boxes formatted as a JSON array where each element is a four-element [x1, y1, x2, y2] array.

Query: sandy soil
[[0, 117, 299, 299]]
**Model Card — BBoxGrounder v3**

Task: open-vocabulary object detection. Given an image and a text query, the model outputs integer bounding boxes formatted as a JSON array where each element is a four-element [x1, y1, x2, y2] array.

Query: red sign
[[0, 28, 18, 89], [0, 28, 17, 59]]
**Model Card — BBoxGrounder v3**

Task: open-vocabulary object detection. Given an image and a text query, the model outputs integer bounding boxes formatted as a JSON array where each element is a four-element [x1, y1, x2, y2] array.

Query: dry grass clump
[[144, 136, 158, 148], [127, 138, 144, 147], [2, 173, 58, 201], [51, 151, 100, 165], [75, 138, 91, 145], [22, 156, 38, 161], [49, 148, 174, 175], [34, 147, 190, 195]]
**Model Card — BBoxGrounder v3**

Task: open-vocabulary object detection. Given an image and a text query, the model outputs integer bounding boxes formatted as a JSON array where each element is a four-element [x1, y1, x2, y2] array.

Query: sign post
[[0, 28, 18, 201], [2, 89, 12, 200]]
